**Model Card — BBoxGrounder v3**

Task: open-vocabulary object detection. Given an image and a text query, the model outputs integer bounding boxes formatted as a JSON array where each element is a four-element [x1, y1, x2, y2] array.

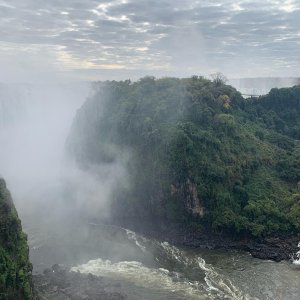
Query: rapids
[[292, 242, 300, 266], [25, 221, 300, 300]]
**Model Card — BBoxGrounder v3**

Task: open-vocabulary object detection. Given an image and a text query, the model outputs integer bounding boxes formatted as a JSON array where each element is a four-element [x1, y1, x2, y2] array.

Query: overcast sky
[[0, 0, 299, 82]]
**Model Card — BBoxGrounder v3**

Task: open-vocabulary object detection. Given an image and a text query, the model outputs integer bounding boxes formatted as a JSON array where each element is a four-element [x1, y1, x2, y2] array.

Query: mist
[[229, 77, 300, 96], [1, 0, 300, 298], [0, 82, 125, 225]]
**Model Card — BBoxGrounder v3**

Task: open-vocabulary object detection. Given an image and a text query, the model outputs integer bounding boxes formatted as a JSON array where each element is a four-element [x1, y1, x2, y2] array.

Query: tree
[[210, 72, 228, 86]]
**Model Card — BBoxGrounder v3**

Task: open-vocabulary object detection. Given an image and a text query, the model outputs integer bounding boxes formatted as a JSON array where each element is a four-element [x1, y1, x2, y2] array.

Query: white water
[[71, 228, 256, 300], [125, 229, 147, 253], [72, 258, 207, 300], [25, 218, 300, 300], [292, 242, 300, 265]]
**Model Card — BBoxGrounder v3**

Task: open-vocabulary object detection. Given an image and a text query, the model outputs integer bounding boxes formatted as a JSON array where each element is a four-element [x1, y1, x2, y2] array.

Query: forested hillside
[[68, 77, 300, 237], [0, 179, 34, 299]]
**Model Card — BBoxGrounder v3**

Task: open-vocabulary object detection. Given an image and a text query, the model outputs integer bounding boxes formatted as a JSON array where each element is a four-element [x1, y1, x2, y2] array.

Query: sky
[[0, 0, 299, 82]]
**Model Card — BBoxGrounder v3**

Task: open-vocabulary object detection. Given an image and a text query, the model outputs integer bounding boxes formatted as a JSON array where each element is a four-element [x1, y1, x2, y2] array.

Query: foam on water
[[197, 257, 253, 300], [72, 228, 257, 300], [71, 258, 207, 299], [292, 242, 300, 265], [125, 229, 147, 253], [160, 241, 254, 300]]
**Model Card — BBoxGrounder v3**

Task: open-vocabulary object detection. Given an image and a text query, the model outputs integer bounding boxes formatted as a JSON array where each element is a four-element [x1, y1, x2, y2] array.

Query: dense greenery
[[68, 77, 300, 237], [0, 179, 34, 300]]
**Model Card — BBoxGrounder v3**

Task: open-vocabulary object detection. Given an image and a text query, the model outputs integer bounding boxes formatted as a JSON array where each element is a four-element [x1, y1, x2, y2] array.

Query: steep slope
[[68, 77, 300, 238], [0, 178, 34, 299]]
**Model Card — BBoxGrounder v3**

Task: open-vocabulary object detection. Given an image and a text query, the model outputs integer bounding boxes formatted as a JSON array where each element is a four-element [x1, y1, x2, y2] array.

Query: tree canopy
[[68, 77, 300, 237]]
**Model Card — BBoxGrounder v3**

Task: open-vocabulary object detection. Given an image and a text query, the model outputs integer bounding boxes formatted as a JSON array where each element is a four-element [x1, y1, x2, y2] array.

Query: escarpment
[[0, 178, 34, 300]]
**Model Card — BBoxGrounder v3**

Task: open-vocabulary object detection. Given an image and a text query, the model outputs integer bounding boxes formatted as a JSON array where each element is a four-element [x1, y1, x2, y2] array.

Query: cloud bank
[[0, 0, 299, 81]]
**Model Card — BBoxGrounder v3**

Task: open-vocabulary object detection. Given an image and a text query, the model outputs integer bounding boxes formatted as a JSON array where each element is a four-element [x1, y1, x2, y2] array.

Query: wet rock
[[119, 221, 300, 262], [34, 264, 126, 300]]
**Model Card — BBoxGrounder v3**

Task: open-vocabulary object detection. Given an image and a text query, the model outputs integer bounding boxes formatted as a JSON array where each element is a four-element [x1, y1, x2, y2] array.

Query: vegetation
[[0, 178, 34, 300], [68, 77, 300, 237]]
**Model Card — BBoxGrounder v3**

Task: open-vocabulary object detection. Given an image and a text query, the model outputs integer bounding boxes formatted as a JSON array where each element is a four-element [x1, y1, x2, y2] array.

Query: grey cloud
[[0, 0, 299, 80]]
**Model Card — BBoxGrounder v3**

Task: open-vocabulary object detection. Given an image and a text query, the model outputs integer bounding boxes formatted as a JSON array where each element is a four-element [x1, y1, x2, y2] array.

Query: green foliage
[[69, 77, 300, 237], [0, 179, 34, 299]]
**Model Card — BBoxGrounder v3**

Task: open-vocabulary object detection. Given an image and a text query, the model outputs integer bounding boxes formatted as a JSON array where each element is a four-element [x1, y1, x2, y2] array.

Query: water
[[24, 220, 300, 300], [292, 242, 300, 265]]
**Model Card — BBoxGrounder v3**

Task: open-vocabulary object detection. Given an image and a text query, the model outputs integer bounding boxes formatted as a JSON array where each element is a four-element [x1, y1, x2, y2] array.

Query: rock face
[[34, 264, 127, 300], [142, 225, 300, 262], [0, 178, 34, 299]]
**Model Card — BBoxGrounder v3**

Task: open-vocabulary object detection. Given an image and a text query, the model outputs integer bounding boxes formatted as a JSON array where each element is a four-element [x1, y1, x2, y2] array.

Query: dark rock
[[34, 265, 127, 300], [118, 220, 299, 263]]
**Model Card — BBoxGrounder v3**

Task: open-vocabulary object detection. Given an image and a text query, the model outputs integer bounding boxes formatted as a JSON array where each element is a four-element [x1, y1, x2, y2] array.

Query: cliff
[[0, 178, 34, 299], [67, 77, 300, 239]]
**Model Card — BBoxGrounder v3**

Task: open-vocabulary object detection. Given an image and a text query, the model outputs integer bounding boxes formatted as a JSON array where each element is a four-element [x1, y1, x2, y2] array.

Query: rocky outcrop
[[171, 179, 206, 217], [119, 221, 300, 263], [156, 226, 300, 262], [0, 178, 34, 299], [34, 264, 126, 300]]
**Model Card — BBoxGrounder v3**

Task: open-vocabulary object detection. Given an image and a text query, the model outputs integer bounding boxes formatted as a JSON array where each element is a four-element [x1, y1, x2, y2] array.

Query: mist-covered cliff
[[68, 77, 300, 238], [0, 178, 34, 299]]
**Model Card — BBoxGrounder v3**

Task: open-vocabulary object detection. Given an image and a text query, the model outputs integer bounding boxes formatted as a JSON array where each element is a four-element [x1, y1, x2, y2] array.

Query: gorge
[[1, 77, 300, 299]]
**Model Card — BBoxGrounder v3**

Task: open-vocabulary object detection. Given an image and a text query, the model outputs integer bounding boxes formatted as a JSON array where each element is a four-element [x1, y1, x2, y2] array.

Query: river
[[23, 218, 300, 300]]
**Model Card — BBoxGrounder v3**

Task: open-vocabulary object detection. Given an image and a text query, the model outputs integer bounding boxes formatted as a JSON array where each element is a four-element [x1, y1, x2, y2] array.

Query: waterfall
[[292, 242, 300, 265], [0, 82, 91, 212]]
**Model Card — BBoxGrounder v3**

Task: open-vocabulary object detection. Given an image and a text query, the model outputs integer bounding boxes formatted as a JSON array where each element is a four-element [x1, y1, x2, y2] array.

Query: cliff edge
[[0, 178, 34, 299]]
